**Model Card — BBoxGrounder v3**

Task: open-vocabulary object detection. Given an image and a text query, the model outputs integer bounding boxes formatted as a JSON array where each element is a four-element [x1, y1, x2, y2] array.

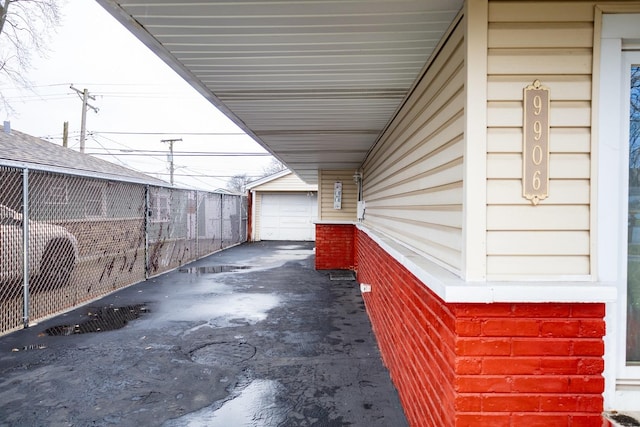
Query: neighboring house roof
[[0, 129, 167, 185], [246, 169, 317, 192]]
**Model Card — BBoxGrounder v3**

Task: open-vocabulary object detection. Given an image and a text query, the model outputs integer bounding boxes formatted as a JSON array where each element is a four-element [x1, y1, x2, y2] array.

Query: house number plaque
[[523, 79, 550, 205]]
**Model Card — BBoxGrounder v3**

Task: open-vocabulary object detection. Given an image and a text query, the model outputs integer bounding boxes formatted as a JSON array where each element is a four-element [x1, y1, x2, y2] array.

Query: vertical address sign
[[523, 79, 550, 205]]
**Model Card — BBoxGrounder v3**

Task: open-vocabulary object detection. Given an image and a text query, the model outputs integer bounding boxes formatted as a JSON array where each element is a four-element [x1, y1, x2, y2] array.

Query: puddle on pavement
[[164, 379, 286, 427], [169, 294, 280, 328], [259, 248, 315, 266], [44, 304, 149, 336], [178, 265, 251, 275]]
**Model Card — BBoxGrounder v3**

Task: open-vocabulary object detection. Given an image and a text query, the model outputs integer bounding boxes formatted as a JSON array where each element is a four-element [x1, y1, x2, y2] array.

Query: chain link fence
[[1, 165, 246, 336]]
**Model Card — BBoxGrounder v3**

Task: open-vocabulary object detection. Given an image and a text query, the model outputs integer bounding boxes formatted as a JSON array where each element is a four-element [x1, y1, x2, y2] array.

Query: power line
[[153, 173, 261, 178], [86, 150, 270, 156], [93, 131, 246, 136], [89, 133, 169, 170], [87, 135, 131, 169]]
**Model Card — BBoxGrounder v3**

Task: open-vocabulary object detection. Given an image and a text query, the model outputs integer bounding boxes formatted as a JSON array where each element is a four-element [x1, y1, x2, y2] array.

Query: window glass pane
[[85, 185, 104, 217], [628, 64, 640, 364]]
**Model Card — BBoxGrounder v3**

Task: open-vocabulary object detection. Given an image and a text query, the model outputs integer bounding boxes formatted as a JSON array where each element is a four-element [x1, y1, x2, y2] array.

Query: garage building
[[247, 170, 317, 241]]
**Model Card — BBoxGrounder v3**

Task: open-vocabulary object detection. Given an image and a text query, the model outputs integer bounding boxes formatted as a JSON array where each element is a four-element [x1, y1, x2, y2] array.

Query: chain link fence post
[[22, 168, 30, 328]]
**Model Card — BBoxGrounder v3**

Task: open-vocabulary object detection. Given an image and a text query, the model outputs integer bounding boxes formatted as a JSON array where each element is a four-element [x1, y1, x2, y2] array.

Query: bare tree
[[262, 158, 287, 176], [226, 173, 252, 193], [226, 158, 287, 193], [0, 0, 62, 113]]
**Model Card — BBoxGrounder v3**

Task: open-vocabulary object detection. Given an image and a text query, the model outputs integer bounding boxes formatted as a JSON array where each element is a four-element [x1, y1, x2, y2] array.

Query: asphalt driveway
[[0, 241, 408, 426]]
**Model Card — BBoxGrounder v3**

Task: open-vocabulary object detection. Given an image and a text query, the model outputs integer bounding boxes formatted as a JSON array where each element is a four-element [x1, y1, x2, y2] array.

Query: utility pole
[[161, 138, 182, 185], [62, 121, 68, 148], [70, 85, 99, 153]]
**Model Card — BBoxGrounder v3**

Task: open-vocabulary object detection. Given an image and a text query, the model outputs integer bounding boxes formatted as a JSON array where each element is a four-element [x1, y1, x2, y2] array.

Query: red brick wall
[[315, 224, 355, 270], [354, 229, 607, 427]]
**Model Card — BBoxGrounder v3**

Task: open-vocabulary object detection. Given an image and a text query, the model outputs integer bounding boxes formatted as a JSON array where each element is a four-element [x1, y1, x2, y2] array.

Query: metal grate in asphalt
[[329, 271, 356, 281], [190, 342, 256, 366]]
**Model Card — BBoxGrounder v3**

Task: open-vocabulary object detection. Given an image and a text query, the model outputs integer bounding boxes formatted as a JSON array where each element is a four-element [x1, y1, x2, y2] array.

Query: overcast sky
[[1, 0, 273, 191]]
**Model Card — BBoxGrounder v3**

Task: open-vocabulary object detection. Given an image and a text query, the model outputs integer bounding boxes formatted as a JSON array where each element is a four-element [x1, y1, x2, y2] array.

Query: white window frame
[[84, 183, 106, 218], [150, 189, 171, 223], [46, 179, 69, 205], [599, 12, 640, 411]]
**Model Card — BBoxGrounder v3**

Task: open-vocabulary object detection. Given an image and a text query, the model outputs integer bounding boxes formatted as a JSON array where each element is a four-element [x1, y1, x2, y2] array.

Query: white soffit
[[97, 0, 464, 183]]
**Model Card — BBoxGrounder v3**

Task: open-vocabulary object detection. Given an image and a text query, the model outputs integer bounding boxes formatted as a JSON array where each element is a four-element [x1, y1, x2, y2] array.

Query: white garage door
[[260, 193, 317, 241]]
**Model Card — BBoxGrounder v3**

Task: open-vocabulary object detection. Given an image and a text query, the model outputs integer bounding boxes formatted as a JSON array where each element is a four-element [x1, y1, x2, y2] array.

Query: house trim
[[595, 7, 640, 411], [357, 223, 616, 304], [463, 0, 488, 282]]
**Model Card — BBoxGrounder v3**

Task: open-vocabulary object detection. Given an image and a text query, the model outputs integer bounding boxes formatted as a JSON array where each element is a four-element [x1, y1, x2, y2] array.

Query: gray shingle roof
[[0, 129, 167, 185]]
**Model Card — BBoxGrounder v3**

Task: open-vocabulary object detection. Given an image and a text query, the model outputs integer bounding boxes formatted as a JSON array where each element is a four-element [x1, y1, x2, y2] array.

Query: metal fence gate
[[0, 165, 247, 335]]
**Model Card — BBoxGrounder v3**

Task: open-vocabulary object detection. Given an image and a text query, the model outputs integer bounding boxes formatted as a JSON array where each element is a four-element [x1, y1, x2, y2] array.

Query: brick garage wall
[[355, 229, 607, 427], [315, 223, 355, 270]]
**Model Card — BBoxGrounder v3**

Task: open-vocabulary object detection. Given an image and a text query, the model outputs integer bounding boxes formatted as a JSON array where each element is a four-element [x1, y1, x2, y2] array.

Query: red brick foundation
[[315, 224, 608, 427], [315, 223, 355, 270]]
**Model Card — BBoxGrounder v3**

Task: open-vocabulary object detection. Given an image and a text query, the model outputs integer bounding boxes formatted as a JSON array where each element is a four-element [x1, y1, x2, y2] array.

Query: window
[[149, 190, 170, 222], [85, 184, 105, 217], [46, 180, 68, 205], [626, 62, 640, 364]]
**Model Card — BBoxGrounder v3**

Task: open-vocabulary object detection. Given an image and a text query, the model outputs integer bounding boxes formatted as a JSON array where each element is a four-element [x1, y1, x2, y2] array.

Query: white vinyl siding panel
[[486, 1, 595, 278], [487, 179, 590, 205], [487, 127, 591, 153], [362, 20, 465, 273], [487, 231, 590, 255], [252, 173, 316, 192], [486, 205, 590, 230], [318, 170, 357, 221], [487, 256, 591, 276], [487, 154, 591, 179], [488, 2, 596, 23]]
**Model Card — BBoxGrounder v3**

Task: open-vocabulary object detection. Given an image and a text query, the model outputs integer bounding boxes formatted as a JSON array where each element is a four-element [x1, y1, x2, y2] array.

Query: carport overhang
[[95, 0, 464, 184]]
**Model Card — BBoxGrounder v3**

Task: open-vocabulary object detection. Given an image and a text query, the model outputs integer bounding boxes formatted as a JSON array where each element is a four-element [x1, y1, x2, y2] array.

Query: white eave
[[95, 0, 464, 184]]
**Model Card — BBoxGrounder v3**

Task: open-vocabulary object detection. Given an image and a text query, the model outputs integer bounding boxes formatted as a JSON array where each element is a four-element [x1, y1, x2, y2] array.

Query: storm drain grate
[[329, 271, 356, 281], [190, 342, 256, 366], [44, 304, 149, 336]]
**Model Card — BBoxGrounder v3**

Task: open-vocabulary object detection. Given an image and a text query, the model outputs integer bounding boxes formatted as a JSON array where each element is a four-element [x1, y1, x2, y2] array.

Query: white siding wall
[[361, 19, 466, 273], [485, 1, 595, 278], [358, 1, 607, 279], [319, 170, 358, 221], [252, 172, 317, 192]]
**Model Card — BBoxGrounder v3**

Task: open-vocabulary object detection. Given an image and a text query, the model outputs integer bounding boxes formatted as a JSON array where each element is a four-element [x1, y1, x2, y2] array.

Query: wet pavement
[[0, 242, 408, 426]]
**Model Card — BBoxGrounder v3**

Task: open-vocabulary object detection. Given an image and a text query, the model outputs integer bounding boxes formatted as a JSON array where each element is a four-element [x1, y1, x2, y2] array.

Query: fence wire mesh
[[0, 166, 24, 333], [147, 187, 195, 276], [196, 192, 223, 258], [1, 165, 247, 335]]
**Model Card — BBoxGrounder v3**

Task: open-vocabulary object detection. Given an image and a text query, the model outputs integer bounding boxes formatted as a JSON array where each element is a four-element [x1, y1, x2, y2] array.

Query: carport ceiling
[[97, 0, 464, 183]]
